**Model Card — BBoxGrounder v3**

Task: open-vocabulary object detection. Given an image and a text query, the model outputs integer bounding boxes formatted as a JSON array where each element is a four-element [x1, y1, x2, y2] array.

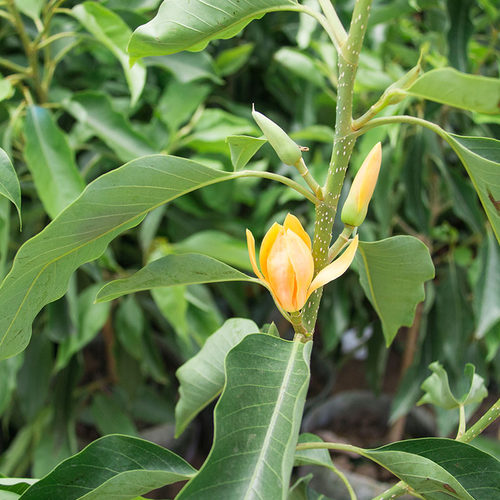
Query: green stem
[[459, 397, 500, 443], [327, 463, 358, 500], [317, 0, 347, 48], [372, 481, 422, 500], [352, 114, 447, 140], [297, 5, 344, 52], [290, 311, 310, 337], [6, 0, 45, 102], [235, 170, 320, 205], [296, 441, 365, 455], [303, 0, 373, 333], [295, 157, 324, 199], [457, 405, 466, 439], [328, 226, 353, 260]]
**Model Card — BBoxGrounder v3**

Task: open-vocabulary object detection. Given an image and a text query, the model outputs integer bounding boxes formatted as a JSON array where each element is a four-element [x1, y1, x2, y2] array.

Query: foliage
[[0, 0, 499, 499]]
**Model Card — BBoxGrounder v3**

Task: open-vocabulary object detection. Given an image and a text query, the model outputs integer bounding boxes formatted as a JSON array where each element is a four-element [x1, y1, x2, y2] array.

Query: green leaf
[[91, 394, 138, 437], [128, 0, 300, 61], [115, 295, 144, 360], [406, 68, 500, 114], [177, 335, 312, 499], [66, 92, 155, 163], [14, 0, 43, 20], [226, 135, 267, 171], [175, 318, 259, 437], [288, 475, 330, 500], [24, 107, 85, 219], [215, 43, 254, 76], [446, 0, 474, 72], [274, 47, 326, 89], [418, 361, 487, 410], [54, 285, 110, 372], [0, 478, 35, 496], [356, 236, 435, 346], [365, 438, 500, 499], [474, 228, 500, 338], [173, 230, 253, 271], [295, 434, 334, 469], [158, 81, 210, 133], [19, 435, 196, 500], [443, 133, 500, 243], [96, 254, 255, 303], [0, 155, 237, 361], [146, 52, 222, 84], [0, 76, 14, 102], [0, 148, 21, 227], [72, 2, 147, 106]]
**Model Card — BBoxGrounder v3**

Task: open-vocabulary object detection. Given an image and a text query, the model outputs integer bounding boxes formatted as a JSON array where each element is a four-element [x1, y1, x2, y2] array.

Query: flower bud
[[252, 106, 302, 166], [247, 214, 358, 312], [341, 142, 382, 227]]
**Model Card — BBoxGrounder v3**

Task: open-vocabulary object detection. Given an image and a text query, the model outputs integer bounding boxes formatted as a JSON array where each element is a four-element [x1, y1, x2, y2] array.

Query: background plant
[[0, 0, 499, 499]]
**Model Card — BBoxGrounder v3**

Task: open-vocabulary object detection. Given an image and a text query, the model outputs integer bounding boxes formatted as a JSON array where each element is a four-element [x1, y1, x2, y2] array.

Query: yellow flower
[[246, 214, 359, 313], [341, 142, 382, 227]]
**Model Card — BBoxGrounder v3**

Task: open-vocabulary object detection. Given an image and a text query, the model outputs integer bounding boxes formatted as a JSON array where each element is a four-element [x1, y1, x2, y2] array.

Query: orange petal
[[260, 222, 282, 280], [283, 213, 311, 250], [307, 235, 359, 296], [266, 232, 296, 312], [284, 230, 314, 310], [246, 229, 265, 281]]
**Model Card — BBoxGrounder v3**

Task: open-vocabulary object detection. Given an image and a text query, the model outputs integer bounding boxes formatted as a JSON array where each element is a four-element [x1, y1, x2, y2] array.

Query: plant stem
[[317, 0, 347, 48], [456, 405, 466, 439], [459, 397, 500, 443], [6, 0, 46, 102], [236, 170, 320, 205], [296, 441, 365, 455], [303, 0, 373, 333], [328, 226, 353, 260], [295, 157, 324, 199], [327, 463, 358, 500]]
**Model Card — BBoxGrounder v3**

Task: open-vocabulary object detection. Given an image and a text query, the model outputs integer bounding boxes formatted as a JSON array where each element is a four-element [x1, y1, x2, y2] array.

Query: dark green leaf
[[365, 438, 500, 499], [24, 107, 85, 219], [356, 236, 435, 345], [19, 435, 196, 500], [177, 335, 312, 499], [96, 254, 256, 303], [175, 318, 259, 437], [446, 0, 473, 72]]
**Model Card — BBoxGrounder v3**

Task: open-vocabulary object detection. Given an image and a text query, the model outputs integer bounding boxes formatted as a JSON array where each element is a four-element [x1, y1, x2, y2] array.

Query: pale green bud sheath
[[341, 142, 382, 227], [252, 105, 302, 166]]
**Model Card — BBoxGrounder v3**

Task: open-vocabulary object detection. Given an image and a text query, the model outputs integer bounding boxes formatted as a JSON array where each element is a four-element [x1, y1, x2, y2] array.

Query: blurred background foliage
[[0, 0, 498, 490]]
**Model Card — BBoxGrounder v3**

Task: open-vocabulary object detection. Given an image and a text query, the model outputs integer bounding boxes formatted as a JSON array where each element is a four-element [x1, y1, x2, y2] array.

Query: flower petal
[[307, 235, 359, 296], [284, 229, 314, 310], [260, 222, 282, 280], [283, 213, 311, 249], [246, 228, 265, 281], [267, 232, 296, 311]]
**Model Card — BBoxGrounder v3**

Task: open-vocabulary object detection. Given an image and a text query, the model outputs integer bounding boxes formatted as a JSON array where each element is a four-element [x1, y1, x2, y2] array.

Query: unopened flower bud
[[247, 214, 358, 312], [341, 143, 382, 227], [252, 106, 302, 166]]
